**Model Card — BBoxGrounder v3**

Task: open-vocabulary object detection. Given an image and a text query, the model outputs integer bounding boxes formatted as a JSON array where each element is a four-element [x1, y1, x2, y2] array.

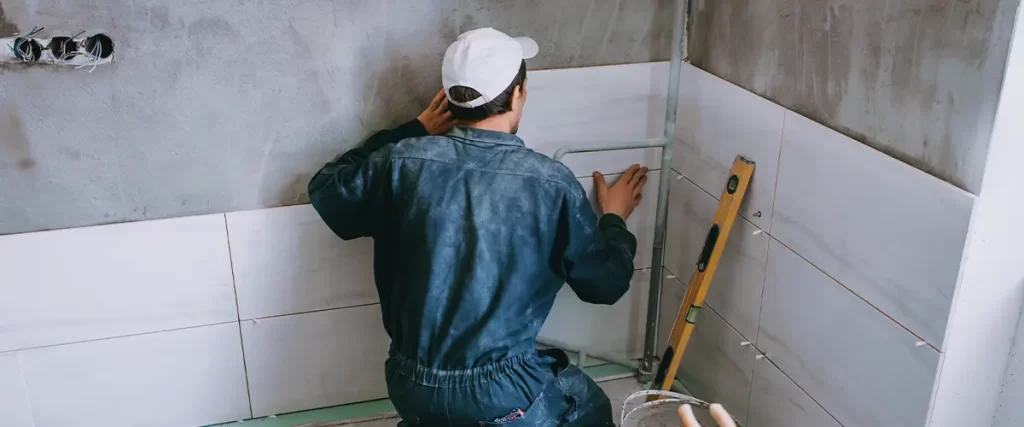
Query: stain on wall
[[0, 0, 673, 235], [689, 0, 1019, 193]]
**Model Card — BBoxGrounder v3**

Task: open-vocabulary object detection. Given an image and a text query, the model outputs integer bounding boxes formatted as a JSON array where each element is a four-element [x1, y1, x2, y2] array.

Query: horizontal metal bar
[[537, 337, 642, 369], [552, 138, 667, 161]]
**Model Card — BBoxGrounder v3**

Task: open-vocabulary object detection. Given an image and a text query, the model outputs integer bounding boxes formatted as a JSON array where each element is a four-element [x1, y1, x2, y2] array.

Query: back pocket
[[480, 386, 570, 426]]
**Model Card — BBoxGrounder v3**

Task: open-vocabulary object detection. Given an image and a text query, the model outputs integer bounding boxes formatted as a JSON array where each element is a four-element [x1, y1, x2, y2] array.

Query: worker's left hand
[[417, 89, 456, 135], [678, 403, 736, 427]]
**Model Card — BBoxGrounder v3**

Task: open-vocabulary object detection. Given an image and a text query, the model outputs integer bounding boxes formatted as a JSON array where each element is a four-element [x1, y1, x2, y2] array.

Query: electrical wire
[[9, 26, 44, 61]]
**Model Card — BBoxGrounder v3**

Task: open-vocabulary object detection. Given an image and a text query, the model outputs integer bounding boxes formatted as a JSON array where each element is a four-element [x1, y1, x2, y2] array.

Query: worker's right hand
[[594, 164, 648, 221], [417, 89, 456, 136]]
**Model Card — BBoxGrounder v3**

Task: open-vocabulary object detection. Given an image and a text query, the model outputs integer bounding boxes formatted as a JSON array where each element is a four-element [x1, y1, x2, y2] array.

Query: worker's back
[[375, 126, 582, 369]]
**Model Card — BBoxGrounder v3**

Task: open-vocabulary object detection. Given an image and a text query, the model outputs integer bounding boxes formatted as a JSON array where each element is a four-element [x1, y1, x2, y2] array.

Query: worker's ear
[[511, 82, 526, 112]]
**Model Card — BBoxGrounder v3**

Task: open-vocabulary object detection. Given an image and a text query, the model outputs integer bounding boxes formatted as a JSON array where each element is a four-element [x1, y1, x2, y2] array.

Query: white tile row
[[758, 241, 941, 427], [0, 304, 395, 427], [0, 324, 250, 427], [226, 205, 378, 320], [0, 214, 238, 353], [669, 62, 974, 348], [771, 112, 974, 347], [241, 304, 390, 418]]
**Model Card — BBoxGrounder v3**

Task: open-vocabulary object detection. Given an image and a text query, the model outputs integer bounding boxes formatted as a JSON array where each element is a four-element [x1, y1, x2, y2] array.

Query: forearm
[[565, 214, 638, 305], [598, 213, 637, 262]]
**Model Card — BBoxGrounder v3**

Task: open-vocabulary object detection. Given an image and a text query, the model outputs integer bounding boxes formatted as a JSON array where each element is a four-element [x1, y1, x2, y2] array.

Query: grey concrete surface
[[0, 0, 673, 235], [689, 0, 1020, 193]]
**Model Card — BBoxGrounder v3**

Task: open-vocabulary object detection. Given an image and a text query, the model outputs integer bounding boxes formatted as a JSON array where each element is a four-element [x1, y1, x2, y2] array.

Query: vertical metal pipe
[[642, 0, 688, 374]]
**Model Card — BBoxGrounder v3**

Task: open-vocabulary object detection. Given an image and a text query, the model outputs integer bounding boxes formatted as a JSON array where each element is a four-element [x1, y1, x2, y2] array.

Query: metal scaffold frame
[[540, 0, 688, 377]]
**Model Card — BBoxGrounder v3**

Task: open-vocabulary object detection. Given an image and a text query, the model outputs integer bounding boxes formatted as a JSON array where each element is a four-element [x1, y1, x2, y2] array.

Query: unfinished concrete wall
[[688, 0, 1020, 193], [0, 0, 672, 235]]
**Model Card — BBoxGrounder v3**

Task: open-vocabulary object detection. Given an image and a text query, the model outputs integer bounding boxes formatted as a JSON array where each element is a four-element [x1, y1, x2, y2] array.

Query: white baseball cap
[[442, 27, 539, 108]]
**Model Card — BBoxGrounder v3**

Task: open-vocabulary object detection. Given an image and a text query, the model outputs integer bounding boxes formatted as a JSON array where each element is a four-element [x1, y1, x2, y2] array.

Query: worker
[[308, 27, 648, 426]]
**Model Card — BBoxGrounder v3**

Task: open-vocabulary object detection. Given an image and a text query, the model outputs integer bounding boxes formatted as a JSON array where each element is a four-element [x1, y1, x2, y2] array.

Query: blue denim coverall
[[309, 119, 638, 426]]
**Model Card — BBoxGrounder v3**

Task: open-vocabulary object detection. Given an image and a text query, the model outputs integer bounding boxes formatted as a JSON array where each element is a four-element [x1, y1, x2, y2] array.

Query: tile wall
[[661, 65, 975, 427]]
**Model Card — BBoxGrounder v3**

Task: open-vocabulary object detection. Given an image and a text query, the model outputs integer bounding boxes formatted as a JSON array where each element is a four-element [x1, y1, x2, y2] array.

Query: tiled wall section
[[0, 214, 238, 352], [661, 64, 975, 427], [0, 61, 978, 427], [0, 62, 668, 427]]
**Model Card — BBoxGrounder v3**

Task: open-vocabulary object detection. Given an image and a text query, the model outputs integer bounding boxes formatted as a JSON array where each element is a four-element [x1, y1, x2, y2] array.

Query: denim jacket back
[[309, 122, 637, 370]]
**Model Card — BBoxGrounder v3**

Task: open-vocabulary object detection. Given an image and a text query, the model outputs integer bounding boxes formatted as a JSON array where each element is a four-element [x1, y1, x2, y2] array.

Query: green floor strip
[[206, 363, 636, 427]]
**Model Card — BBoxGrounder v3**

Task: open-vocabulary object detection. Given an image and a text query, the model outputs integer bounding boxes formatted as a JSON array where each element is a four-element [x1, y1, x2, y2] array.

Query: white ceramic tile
[[758, 240, 940, 427], [747, 358, 841, 427], [664, 172, 768, 340], [0, 214, 237, 353], [676, 305, 756, 425], [672, 64, 785, 230], [540, 269, 652, 359], [20, 323, 250, 427], [241, 305, 390, 417], [578, 170, 659, 269], [772, 112, 974, 347], [0, 353, 33, 427], [227, 205, 377, 320], [517, 62, 668, 177]]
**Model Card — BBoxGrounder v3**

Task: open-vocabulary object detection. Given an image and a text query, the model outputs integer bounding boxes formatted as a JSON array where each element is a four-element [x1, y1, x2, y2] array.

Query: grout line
[[7, 321, 241, 353], [661, 264, 755, 346], [671, 169, 761, 232], [769, 236, 940, 352], [757, 112, 786, 348], [247, 302, 382, 322], [15, 352, 37, 427], [672, 161, 937, 350], [757, 354, 845, 427], [223, 213, 243, 323], [224, 214, 255, 418], [573, 166, 662, 180], [767, 112, 786, 235]]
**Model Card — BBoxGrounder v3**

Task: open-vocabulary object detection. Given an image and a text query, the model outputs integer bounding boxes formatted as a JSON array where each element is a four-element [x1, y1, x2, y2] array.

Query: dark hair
[[448, 60, 527, 121]]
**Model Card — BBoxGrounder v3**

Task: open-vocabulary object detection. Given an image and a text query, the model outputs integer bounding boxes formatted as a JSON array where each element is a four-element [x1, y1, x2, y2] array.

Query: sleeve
[[307, 119, 427, 240], [559, 186, 638, 305]]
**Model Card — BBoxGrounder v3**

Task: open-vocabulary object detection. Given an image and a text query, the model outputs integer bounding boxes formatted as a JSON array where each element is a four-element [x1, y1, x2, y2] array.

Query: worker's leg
[[539, 349, 616, 426]]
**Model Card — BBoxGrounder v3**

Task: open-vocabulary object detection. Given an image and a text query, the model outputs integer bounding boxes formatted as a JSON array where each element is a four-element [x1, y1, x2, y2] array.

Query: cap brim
[[514, 36, 539, 59]]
